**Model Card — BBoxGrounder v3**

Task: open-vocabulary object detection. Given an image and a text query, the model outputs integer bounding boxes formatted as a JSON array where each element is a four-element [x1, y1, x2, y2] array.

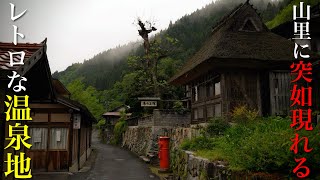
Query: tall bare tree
[[136, 18, 160, 97]]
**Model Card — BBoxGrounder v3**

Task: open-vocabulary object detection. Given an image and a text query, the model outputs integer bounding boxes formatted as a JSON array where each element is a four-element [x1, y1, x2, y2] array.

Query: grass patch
[[180, 114, 320, 174], [195, 149, 226, 162]]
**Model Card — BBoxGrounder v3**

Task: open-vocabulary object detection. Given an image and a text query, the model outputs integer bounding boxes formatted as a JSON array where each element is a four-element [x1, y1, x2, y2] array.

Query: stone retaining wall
[[122, 126, 193, 155], [122, 126, 153, 155], [153, 109, 191, 127], [122, 126, 236, 180], [170, 150, 286, 180], [131, 109, 191, 127], [171, 150, 229, 180], [122, 119, 288, 179]]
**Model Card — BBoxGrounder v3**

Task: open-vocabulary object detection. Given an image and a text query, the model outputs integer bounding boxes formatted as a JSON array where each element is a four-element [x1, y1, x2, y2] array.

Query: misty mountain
[[52, 0, 292, 90]]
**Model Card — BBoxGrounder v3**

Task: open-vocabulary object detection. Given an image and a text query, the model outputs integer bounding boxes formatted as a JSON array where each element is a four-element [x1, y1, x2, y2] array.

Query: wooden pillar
[[256, 72, 262, 116], [68, 113, 73, 168], [85, 126, 87, 160], [46, 113, 51, 172], [77, 128, 80, 170], [220, 73, 227, 117]]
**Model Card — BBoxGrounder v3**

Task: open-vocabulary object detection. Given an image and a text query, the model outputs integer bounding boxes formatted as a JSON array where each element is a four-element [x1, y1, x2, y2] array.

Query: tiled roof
[[0, 39, 46, 72]]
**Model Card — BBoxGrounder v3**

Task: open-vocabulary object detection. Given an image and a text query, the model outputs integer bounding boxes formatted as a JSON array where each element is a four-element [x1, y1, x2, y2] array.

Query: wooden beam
[[233, 75, 256, 108], [257, 72, 262, 115], [77, 129, 80, 171], [68, 114, 73, 168]]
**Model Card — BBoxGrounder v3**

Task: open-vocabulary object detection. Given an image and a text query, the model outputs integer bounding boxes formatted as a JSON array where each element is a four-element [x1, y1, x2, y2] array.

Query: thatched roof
[[169, 2, 317, 85]]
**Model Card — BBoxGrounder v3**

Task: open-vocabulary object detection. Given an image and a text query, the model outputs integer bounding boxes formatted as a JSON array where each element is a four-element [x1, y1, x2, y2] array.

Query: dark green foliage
[[66, 79, 105, 121], [181, 116, 320, 174], [52, 42, 139, 90], [110, 111, 128, 145], [180, 136, 217, 151], [267, 0, 319, 29], [206, 117, 231, 136], [220, 117, 293, 171]]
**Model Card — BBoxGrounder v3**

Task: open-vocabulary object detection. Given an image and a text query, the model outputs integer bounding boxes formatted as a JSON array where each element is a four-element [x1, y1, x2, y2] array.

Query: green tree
[[67, 79, 105, 121], [110, 110, 128, 145]]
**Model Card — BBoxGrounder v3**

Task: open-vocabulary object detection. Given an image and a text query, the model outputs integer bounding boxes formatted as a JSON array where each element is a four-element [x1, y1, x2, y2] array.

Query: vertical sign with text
[[3, 3, 33, 179], [290, 2, 313, 178]]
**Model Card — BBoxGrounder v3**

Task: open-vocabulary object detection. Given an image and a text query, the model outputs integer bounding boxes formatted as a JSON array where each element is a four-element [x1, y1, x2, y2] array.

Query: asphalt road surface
[[68, 130, 158, 180]]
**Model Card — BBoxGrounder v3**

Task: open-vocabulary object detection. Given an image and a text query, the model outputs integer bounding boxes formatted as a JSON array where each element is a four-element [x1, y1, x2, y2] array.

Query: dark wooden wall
[[223, 71, 260, 116], [269, 71, 291, 116]]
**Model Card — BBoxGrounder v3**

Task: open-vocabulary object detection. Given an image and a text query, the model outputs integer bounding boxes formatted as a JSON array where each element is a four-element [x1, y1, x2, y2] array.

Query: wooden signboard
[[141, 101, 157, 107], [73, 114, 81, 129]]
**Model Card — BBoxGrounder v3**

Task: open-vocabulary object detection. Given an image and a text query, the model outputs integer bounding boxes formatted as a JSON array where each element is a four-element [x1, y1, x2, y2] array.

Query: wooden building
[[169, 2, 318, 124], [102, 105, 131, 131], [0, 41, 51, 179], [28, 79, 95, 172], [0, 40, 95, 178]]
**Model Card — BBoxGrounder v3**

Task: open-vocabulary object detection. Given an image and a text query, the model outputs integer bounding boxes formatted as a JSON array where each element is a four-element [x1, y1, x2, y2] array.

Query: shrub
[[180, 115, 320, 174], [97, 119, 106, 130], [206, 117, 230, 136], [219, 117, 293, 171], [218, 116, 320, 173], [110, 111, 128, 145], [231, 105, 259, 123], [180, 136, 216, 151], [173, 100, 189, 114], [97, 119, 107, 141]]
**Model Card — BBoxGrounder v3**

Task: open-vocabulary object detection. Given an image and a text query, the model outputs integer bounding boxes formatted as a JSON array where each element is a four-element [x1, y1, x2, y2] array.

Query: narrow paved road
[[69, 130, 158, 180]]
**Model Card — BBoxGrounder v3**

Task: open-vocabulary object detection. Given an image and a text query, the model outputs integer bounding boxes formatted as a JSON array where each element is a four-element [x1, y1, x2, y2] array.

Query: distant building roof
[[102, 112, 132, 117]]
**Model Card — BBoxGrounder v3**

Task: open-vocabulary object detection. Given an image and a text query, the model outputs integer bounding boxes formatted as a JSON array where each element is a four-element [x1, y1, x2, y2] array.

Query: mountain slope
[[266, 0, 319, 29], [53, 0, 289, 91]]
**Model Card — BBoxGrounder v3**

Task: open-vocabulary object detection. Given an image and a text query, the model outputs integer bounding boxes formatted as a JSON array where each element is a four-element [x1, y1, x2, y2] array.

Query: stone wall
[[122, 125, 236, 180], [122, 126, 193, 156], [122, 118, 287, 179], [153, 109, 191, 127], [137, 115, 154, 127], [132, 109, 191, 127], [122, 126, 153, 155], [170, 150, 285, 180], [171, 150, 229, 180]]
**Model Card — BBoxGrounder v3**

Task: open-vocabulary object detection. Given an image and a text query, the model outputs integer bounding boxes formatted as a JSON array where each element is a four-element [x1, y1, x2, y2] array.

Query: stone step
[[139, 156, 150, 163], [147, 152, 156, 158]]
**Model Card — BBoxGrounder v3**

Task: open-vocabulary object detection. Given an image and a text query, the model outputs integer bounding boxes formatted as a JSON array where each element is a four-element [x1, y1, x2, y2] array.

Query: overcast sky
[[0, 0, 214, 72]]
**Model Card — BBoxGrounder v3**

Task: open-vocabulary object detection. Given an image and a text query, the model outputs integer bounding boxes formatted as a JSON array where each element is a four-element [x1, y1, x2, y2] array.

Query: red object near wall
[[158, 136, 170, 171]]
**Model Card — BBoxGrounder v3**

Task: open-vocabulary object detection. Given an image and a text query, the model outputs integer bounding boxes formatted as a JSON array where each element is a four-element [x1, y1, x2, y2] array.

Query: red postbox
[[158, 136, 170, 171]]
